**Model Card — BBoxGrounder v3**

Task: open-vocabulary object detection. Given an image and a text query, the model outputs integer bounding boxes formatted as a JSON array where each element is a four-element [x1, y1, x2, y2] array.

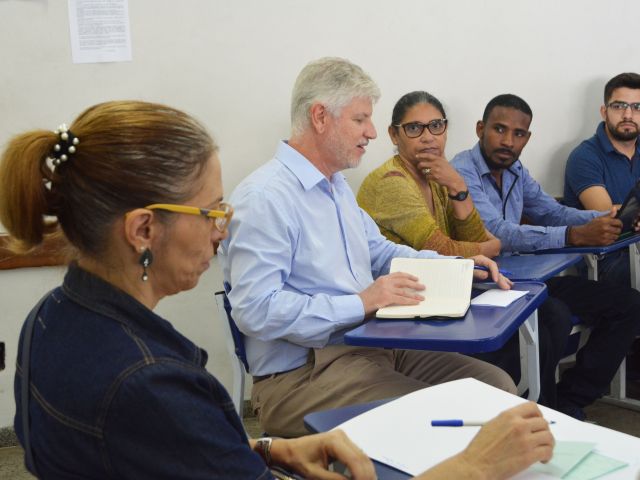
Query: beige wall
[[2, 0, 640, 427]]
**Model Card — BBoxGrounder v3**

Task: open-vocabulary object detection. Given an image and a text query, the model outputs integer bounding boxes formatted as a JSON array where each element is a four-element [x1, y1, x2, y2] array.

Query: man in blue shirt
[[452, 94, 640, 420], [564, 72, 640, 287], [219, 58, 515, 438]]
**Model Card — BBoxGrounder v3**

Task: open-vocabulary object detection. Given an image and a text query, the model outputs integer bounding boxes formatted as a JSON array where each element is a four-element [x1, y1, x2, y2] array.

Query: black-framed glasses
[[145, 202, 233, 232], [607, 101, 640, 113], [393, 119, 448, 138]]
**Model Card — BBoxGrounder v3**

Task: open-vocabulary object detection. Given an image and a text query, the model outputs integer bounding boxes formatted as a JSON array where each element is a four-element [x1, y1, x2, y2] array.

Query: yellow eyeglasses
[[145, 202, 233, 232]]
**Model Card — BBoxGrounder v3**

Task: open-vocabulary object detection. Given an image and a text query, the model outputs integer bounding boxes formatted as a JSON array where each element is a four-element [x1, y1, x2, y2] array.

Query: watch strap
[[255, 437, 273, 466], [448, 190, 469, 201]]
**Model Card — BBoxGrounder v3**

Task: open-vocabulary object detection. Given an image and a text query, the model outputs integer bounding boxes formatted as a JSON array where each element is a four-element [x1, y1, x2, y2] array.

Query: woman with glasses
[[358, 92, 567, 410], [0, 100, 375, 479], [357, 91, 501, 258], [1, 100, 554, 480]]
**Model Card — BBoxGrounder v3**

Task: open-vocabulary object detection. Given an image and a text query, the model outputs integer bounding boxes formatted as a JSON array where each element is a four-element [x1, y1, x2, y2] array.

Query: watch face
[[450, 190, 469, 201]]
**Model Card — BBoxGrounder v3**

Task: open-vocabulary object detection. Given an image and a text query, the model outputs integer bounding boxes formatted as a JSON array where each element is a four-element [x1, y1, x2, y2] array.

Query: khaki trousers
[[251, 345, 516, 437]]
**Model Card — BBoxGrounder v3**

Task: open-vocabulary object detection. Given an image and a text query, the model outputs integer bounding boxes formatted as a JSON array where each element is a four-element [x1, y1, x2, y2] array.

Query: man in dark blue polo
[[564, 72, 640, 286]]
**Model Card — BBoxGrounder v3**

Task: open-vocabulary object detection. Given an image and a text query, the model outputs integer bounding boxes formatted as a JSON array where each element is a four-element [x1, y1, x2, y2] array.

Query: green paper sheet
[[531, 441, 595, 477], [563, 451, 628, 479]]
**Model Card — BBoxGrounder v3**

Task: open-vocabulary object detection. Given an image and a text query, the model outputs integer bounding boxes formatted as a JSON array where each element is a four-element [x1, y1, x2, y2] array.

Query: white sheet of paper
[[68, 0, 132, 63], [470, 288, 528, 307], [333, 378, 639, 478]]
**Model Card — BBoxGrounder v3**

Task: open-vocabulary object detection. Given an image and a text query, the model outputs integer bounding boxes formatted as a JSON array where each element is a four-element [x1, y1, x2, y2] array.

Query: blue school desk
[[344, 281, 547, 401], [527, 233, 640, 411], [304, 398, 407, 480], [532, 232, 640, 285], [495, 253, 583, 282]]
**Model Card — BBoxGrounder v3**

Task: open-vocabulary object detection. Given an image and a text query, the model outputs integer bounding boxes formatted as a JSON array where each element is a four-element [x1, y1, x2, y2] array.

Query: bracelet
[[565, 226, 572, 246], [255, 437, 273, 466]]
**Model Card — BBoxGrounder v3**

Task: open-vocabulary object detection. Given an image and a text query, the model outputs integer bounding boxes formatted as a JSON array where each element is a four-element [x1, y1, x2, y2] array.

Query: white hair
[[290, 57, 381, 136]]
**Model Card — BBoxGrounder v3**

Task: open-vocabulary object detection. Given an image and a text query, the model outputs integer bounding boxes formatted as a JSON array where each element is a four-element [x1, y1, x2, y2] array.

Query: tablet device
[[615, 180, 640, 233]]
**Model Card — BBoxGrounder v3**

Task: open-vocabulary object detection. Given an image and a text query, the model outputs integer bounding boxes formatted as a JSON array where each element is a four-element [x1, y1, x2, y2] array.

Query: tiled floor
[[2, 390, 639, 478]]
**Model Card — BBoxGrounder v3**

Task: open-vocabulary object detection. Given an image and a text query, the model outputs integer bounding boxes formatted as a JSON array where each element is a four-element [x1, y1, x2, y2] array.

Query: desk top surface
[[304, 379, 640, 480], [531, 232, 640, 255], [344, 281, 547, 354], [304, 398, 409, 480], [496, 252, 582, 282]]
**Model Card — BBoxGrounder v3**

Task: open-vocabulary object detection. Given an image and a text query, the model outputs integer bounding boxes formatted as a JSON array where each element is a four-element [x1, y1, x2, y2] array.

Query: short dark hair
[[604, 72, 640, 104], [482, 94, 532, 123], [391, 91, 446, 126]]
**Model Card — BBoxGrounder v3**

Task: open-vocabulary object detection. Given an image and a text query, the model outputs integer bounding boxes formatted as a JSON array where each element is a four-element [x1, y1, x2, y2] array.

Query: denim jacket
[[14, 263, 272, 479]]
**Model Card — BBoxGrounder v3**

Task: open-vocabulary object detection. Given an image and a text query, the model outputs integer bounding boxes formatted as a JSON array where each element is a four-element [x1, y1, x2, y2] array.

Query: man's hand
[[470, 255, 512, 290], [568, 208, 622, 246], [359, 272, 425, 317], [266, 430, 375, 480]]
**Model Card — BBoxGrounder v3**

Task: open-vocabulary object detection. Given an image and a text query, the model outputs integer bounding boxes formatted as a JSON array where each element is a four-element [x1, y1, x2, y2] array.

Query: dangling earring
[[138, 248, 153, 282]]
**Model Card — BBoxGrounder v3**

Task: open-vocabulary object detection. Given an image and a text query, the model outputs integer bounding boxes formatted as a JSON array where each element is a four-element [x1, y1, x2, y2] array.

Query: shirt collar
[[596, 121, 617, 154], [275, 140, 329, 191], [62, 262, 206, 365], [596, 121, 640, 158], [471, 142, 493, 176]]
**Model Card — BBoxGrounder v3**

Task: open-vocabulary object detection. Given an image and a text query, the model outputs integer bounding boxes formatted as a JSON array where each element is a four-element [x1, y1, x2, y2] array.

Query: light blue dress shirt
[[451, 143, 600, 253], [219, 141, 445, 375]]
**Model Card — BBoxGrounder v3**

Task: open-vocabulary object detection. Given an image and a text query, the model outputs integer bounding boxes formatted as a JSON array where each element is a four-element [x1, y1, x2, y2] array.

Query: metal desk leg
[[602, 358, 640, 411], [583, 253, 598, 281], [630, 243, 640, 292], [600, 244, 640, 411], [518, 310, 540, 402]]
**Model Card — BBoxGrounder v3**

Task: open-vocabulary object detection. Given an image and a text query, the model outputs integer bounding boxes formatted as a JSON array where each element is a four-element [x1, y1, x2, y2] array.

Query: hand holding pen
[[423, 403, 555, 479]]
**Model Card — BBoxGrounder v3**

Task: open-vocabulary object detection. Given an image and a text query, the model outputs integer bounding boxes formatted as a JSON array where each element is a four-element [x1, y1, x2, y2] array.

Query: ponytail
[[0, 131, 61, 252], [0, 101, 215, 258]]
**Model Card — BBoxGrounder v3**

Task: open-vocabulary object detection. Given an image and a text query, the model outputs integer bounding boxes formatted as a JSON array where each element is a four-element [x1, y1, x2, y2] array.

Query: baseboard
[[0, 426, 18, 448], [243, 399, 254, 418]]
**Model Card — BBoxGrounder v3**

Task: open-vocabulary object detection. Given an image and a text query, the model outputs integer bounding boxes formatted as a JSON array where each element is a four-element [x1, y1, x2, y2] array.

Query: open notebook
[[376, 258, 474, 319]]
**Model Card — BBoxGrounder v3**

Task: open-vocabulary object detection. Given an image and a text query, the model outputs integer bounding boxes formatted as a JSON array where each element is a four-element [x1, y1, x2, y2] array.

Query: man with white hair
[[220, 57, 515, 438]]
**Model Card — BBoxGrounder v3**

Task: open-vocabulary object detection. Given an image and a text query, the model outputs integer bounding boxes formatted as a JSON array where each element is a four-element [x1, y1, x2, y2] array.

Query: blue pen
[[474, 265, 512, 277], [431, 419, 485, 427], [431, 419, 555, 427]]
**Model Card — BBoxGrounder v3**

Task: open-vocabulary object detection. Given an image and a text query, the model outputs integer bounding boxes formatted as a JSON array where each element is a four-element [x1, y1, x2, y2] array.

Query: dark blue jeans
[[549, 275, 640, 409], [577, 249, 631, 287], [473, 275, 640, 410], [472, 296, 572, 408]]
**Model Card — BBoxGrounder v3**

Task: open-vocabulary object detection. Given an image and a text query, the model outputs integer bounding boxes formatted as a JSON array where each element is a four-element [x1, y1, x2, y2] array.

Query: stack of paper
[[471, 288, 528, 307], [333, 378, 637, 478]]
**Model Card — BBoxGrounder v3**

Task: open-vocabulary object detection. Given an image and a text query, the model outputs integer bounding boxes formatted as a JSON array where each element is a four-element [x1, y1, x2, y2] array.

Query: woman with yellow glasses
[[0, 100, 375, 479]]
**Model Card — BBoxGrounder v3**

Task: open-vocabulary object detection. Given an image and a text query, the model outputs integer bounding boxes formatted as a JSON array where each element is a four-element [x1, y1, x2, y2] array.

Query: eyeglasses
[[393, 119, 448, 138], [606, 101, 640, 113], [145, 202, 233, 232]]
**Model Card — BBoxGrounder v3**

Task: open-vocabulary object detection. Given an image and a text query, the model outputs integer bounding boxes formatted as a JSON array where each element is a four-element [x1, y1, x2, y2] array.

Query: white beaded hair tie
[[50, 123, 80, 167]]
